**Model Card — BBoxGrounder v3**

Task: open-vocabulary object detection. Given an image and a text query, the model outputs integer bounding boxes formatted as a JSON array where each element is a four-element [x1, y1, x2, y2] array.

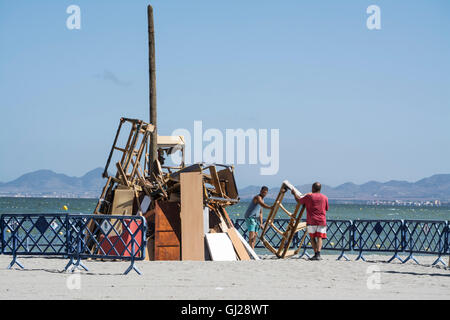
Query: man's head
[[260, 186, 269, 198], [312, 182, 322, 193]]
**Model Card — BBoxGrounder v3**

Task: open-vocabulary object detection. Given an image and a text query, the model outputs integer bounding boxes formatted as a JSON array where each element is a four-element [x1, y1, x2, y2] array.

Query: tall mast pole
[[148, 5, 157, 178]]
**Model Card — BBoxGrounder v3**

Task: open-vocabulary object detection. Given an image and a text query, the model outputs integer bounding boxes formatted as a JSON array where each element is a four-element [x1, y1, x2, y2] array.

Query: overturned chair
[[259, 181, 308, 258]]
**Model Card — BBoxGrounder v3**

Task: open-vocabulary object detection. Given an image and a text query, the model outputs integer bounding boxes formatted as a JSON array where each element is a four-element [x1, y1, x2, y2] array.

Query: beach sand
[[0, 254, 448, 300]]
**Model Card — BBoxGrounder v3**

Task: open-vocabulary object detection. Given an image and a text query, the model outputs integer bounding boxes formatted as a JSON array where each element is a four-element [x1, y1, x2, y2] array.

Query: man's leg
[[316, 237, 323, 252], [314, 237, 323, 260], [310, 236, 323, 260], [249, 231, 256, 249], [310, 237, 317, 253]]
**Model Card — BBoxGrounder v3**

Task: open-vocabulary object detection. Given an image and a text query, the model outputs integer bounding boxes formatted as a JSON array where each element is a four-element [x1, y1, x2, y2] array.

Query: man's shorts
[[307, 225, 327, 239], [246, 217, 260, 233]]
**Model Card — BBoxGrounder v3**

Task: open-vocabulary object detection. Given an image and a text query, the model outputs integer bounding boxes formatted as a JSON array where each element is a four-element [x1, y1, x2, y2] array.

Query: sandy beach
[[0, 254, 448, 300]]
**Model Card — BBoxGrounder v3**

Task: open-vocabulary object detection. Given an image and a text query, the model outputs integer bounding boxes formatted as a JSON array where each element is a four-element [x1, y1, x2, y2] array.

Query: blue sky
[[0, 0, 449, 187]]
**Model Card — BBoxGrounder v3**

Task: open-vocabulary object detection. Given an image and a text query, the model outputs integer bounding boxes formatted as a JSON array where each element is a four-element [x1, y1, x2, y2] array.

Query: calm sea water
[[0, 197, 449, 221]]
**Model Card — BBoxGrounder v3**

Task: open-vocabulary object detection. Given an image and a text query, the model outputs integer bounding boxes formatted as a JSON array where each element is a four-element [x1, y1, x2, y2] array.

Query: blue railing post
[[298, 245, 312, 259], [1, 217, 4, 255], [7, 228, 24, 270], [65, 214, 70, 259], [123, 219, 144, 275], [65, 217, 88, 272], [387, 220, 404, 263], [64, 215, 75, 271], [74, 218, 89, 272], [355, 222, 366, 262], [445, 221, 449, 267], [336, 221, 351, 261], [124, 228, 141, 275], [432, 221, 448, 267], [402, 221, 419, 264]]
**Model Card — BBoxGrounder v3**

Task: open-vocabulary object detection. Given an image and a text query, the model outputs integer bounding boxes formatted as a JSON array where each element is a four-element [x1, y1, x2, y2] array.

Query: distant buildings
[[0, 192, 99, 199], [367, 199, 442, 207]]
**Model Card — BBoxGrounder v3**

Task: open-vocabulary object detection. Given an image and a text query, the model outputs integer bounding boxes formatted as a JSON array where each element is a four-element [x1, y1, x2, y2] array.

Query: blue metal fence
[[1, 214, 68, 257], [1, 215, 447, 268], [403, 220, 448, 266], [234, 218, 449, 266], [353, 220, 404, 262], [0, 214, 147, 274], [319, 220, 353, 261]]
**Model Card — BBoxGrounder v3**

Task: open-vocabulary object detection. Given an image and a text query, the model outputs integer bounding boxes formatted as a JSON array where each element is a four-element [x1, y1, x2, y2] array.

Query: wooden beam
[[148, 5, 158, 177], [227, 228, 251, 261], [180, 172, 205, 261], [115, 162, 130, 187]]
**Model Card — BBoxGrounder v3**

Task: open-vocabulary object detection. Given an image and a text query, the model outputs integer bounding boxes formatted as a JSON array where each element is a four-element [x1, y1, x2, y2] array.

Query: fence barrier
[[403, 220, 448, 266], [0, 214, 147, 275], [233, 218, 449, 266], [0, 215, 447, 268], [352, 220, 404, 262]]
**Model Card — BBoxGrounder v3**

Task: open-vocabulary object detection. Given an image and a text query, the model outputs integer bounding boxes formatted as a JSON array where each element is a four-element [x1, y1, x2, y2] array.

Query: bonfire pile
[[91, 117, 258, 261]]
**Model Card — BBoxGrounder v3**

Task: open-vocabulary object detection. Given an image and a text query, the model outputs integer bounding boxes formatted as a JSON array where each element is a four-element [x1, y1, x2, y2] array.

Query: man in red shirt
[[292, 182, 329, 261]]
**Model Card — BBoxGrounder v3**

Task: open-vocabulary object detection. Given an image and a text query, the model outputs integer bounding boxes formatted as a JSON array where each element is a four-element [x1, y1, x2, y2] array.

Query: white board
[[203, 207, 209, 235], [235, 229, 260, 260], [205, 233, 237, 261], [140, 196, 151, 213]]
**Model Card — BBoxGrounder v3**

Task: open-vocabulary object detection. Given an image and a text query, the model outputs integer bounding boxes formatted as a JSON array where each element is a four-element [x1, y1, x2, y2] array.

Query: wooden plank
[[220, 207, 234, 229], [154, 201, 181, 261], [116, 162, 130, 187], [180, 172, 205, 261], [227, 228, 251, 261], [235, 229, 260, 260], [205, 233, 237, 261]]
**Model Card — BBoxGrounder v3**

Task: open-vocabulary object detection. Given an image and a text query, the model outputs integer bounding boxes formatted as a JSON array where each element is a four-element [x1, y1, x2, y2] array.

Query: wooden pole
[[148, 5, 157, 178]]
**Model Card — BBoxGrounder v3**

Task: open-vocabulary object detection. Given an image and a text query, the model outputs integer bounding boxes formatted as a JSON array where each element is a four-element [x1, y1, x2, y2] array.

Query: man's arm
[[292, 191, 311, 204], [255, 195, 272, 210], [259, 208, 263, 227]]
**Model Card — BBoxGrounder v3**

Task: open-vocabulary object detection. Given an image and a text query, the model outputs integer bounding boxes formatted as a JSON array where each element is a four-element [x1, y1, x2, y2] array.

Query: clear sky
[[0, 0, 449, 187]]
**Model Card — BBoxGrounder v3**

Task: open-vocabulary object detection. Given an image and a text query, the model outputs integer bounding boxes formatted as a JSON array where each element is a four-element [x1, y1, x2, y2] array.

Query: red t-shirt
[[297, 193, 329, 226]]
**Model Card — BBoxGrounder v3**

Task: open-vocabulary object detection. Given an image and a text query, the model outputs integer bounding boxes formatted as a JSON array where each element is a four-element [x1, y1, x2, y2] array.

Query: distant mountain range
[[0, 169, 449, 201], [0, 168, 104, 198], [240, 174, 450, 202]]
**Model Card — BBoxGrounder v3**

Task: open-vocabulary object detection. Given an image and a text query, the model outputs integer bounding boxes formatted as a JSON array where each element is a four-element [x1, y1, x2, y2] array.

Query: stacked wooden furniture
[[90, 117, 256, 261]]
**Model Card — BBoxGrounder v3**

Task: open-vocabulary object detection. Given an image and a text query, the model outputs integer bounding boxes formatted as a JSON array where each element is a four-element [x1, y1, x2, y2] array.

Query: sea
[[1, 197, 449, 222]]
